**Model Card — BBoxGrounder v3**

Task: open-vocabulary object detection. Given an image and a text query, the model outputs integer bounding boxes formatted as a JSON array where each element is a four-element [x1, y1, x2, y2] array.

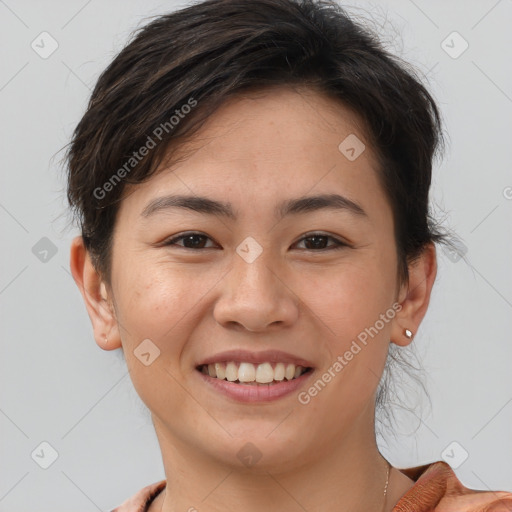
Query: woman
[[66, 0, 512, 510]]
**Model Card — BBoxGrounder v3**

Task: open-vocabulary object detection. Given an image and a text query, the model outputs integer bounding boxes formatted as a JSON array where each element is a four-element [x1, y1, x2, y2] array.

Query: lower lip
[[196, 368, 314, 403]]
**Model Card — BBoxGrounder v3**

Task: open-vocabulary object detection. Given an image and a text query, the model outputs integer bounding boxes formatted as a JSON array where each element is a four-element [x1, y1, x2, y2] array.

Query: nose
[[213, 247, 299, 333]]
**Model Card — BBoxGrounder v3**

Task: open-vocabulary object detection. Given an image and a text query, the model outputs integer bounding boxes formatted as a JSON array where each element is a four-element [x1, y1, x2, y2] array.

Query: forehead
[[118, 86, 390, 224], [175, 86, 374, 164]]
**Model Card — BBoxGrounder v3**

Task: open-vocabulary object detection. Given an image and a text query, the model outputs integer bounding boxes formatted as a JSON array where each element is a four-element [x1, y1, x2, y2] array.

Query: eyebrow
[[141, 193, 368, 220]]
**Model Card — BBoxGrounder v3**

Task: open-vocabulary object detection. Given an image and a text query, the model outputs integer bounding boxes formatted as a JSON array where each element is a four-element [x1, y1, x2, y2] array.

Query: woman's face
[[105, 87, 407, 470]]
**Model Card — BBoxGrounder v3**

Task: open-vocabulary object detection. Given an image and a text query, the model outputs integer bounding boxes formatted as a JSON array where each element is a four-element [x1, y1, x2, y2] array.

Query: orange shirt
[[110, 461, 512, 512]]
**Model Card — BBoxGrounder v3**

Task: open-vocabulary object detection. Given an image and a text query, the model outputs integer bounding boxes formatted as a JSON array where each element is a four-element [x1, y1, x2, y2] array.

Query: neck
[[151, 409, 393, 512]]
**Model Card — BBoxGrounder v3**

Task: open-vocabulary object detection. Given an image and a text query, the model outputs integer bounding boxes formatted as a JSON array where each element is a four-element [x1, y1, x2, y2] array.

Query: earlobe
[[69, 236, 122, 350], [390, 243, 437, 347]]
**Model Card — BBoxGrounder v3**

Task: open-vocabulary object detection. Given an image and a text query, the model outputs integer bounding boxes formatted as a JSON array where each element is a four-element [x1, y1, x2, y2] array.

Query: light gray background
[[1, 0, 511, 510]]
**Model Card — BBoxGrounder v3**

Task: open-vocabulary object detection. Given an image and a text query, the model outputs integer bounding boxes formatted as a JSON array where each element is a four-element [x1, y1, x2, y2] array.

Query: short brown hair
[[66, 0, 456, 290]]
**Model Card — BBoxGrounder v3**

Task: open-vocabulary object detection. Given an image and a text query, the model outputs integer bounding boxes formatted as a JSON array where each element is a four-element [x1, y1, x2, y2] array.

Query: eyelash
[[162, 232, 348, 251]]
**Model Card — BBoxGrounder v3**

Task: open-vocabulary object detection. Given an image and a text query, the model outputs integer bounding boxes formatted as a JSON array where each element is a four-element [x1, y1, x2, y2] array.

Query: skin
[[70, 86, 437, 512]]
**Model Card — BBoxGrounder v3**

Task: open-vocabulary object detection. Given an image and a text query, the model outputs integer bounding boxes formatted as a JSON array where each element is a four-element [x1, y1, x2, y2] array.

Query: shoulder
[[110, 479, 166, 512], [394, 460, 512, 512], [109, 462, 512, 512]]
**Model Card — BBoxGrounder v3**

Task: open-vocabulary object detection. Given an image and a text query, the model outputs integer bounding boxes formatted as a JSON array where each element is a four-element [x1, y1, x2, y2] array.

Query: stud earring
[[404, 328, 413, 339], [104, 335, 108, 345]]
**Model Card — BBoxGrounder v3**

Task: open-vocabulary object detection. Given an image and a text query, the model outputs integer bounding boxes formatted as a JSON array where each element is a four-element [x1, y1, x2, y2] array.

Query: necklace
[[381, 463, 391, 512], [155, 463, 392, 512]]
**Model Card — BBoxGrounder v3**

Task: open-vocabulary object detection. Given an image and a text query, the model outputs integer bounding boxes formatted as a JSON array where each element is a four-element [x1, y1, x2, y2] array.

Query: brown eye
[[162, 232, 348, 251], [164, 232, 217, 249], [294, 233, 347, 251]]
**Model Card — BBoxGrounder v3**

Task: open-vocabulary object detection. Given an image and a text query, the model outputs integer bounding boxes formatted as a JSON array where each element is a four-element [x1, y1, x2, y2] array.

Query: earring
[[104, 335, 108, 345], [404, 328, 413, 339]]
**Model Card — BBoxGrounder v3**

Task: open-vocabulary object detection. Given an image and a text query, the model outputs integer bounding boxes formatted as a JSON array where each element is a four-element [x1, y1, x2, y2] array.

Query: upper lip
[[196, 349, 315, 368]]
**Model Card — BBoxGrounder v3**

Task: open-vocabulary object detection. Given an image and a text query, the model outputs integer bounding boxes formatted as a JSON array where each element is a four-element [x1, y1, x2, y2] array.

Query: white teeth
[[285, 363, 295, 380], [225, 362, 238, 381], [200, 361, 308, 383], [238, 362, 256, 382], [214, 362, 226, 380], [255, 362, 274, 383], [274, 362, 285, 381]]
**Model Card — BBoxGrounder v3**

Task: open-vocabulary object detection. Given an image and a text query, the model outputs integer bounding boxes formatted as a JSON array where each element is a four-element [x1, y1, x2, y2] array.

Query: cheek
[[307, 255, 397, 347], [113, 261, 193, 344], [111, 263, 205, 416], [113, 257, 227, 353], [300, 266, 394, 428]]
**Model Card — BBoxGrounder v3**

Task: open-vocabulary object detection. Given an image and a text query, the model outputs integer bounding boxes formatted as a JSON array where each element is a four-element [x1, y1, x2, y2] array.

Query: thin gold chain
[[156, 463, 392, 512], [381, 463, 391, 512]]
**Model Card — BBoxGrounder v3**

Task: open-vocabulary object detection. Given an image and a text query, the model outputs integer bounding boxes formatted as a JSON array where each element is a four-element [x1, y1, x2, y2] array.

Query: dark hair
[[65, 0, 459, 427]]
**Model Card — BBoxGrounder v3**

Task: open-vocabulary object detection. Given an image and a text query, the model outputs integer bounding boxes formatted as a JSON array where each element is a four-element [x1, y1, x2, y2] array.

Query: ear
[[69, 236, 122, 350], [390, 243, 437, 347]]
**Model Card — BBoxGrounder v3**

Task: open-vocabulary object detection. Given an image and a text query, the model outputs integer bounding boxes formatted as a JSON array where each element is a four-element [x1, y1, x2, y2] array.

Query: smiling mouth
[[197, 361, 313, 385]]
